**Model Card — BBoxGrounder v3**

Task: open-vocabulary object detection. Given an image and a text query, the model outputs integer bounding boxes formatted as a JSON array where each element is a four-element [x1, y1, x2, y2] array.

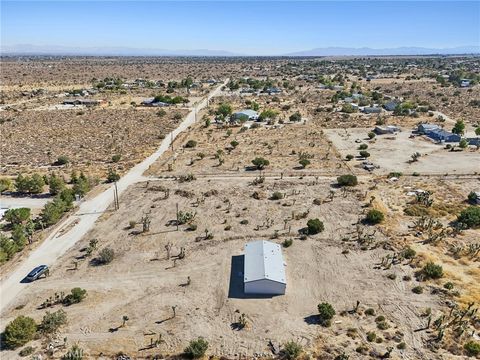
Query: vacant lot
[[1, 177, 446, 359], [0, 108, 185, 177], [325, 127, 480, 175]]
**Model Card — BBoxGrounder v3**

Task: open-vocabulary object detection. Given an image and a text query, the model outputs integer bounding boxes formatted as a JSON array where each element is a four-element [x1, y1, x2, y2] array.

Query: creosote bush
[[307, 218, 324, 235], [283, 341, 303, 359], [40, 309, 67, 335], [317, 302, 335, 326], [365, 209, 384, 224], [457, 206, 480, 228], [422, 262, 443, 280], [464, 341, 480, 357], [185, 140, 197, 148], [337, 174, 358, 187], [98, 247, 115, 265], [184, 338, 209, 359]]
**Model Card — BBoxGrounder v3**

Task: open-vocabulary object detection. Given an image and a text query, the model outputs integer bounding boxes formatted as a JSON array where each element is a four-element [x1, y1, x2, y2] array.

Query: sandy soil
[[325, 127, 480, 175]]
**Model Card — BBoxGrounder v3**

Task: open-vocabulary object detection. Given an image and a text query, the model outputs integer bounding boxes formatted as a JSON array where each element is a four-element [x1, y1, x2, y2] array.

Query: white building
[[244, 240, 286, 295]]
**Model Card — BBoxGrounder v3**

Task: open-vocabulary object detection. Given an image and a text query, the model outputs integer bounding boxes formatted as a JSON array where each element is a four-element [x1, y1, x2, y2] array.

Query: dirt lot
[[325, 127, 480, 175], [1, 177, 448, 359], [0, 108, 186, 178]]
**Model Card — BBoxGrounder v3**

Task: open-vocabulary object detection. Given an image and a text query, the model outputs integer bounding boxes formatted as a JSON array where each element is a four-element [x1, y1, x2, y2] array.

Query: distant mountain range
[[0, 44, 241, 57], [1, 44, 479, 57], [285, 46, 480, 56]]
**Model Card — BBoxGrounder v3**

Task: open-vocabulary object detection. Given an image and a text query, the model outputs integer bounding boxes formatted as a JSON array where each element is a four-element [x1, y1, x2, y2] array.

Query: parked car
[[26, 265, 49, 281]]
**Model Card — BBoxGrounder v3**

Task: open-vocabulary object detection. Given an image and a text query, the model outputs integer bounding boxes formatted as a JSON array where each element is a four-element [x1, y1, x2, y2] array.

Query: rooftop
[[244, 240, 286, 284]]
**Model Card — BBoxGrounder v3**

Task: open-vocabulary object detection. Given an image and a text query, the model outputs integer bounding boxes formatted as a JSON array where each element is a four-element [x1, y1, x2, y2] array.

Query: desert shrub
[[0, 177, 13, 193], [422, 262, 443, 279], [365, 209, 384, 224], [464, 341, 480, 357], [388, 172, 402, 178], [55, 156, 70, 166], [185, 140, 197, 148], [62, 344, 84, 360], [97, 247, 114, 265], [358, 143, 368, 150], [251, 157, 270, 170], [271, 192, 284, 200], [365, 308, 375, 316], [397, 342, 406, 350], [307, 218, 324, 235], [337, 174, 358, 187], [366, 332, 376, 342], [377, 321, 389, 330], [19, 345, 35, 357], [299, 158, 310, 168], [224, 225, 231, 231], [156, 109, 167, 117], [318, 302, 335, 326], [359, 150, 370, 158], [240, 219, 249, 225], [111, 154, 121, 163], [444, 282, 454, 290], [40, 309, 67, 335], [283, 341, 302, 359], [345, 154, 354, 161], [63, 288, 87, 306], [375, 315, 385, 322], [468, 191, 479, 204], [184, 338, 209, 359], [457, 206, 480, 228], [401, 246, 416, 259], [283, 239, 293, 248], [289, 112, 302, 122], [3, 316, 37, 349], [412, 286, 424, 294], [230, 140, 239, 148], [368, 132, 376, 139]]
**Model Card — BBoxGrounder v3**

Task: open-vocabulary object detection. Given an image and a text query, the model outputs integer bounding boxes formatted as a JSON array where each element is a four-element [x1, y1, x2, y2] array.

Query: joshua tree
[[165, 242, 172, 259], [142, 213, 151, 232], [122, 315, 129, 327]]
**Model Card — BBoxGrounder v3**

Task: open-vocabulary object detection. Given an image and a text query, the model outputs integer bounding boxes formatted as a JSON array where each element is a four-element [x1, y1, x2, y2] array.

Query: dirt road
[[0, 80, 227, 316]]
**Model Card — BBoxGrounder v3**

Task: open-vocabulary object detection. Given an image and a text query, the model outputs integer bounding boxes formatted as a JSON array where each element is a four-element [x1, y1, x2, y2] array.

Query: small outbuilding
[[417, 123, 440, 134], [244, 240, 286, 295], [232, 109, 259, 121]]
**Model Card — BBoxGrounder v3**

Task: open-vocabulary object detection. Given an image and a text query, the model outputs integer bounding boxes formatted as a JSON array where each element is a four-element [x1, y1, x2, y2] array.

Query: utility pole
[[114, 181, 119, 210]]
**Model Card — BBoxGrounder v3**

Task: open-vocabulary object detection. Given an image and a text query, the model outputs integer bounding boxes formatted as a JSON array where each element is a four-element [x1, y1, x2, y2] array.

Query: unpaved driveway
[[0, 80, 227, 316]]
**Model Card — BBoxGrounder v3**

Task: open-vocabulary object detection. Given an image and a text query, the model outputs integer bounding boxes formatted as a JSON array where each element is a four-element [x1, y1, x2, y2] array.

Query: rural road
[[0, 80, 227, 316]]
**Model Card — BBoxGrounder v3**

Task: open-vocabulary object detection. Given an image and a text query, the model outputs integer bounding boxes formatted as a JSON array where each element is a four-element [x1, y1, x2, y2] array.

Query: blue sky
[[1, 1, 479, 55]]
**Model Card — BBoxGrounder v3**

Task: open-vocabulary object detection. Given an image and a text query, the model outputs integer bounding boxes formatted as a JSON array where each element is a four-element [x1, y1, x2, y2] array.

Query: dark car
[[26, 265, 49, 282]]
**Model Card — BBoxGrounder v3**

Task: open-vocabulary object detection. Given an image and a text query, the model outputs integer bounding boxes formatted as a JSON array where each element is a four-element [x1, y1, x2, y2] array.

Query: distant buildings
[[417, 124, 461, 143], [362, 107, 382, 114], [232, 109, 259, 121], [62, 99, 100, 107], [374, 125, 400, 135], [383, 100, 399, 112], [141, 98, 169, 107]]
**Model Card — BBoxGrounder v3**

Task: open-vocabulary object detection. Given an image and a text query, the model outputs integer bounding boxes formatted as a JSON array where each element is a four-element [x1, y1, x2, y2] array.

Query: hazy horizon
[[2, 1, 479, 56]]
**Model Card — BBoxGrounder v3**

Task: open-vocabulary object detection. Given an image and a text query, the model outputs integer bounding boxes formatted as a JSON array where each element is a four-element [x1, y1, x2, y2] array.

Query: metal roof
[[244, 240, 286, 284], [234, 109, 258, 117]]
